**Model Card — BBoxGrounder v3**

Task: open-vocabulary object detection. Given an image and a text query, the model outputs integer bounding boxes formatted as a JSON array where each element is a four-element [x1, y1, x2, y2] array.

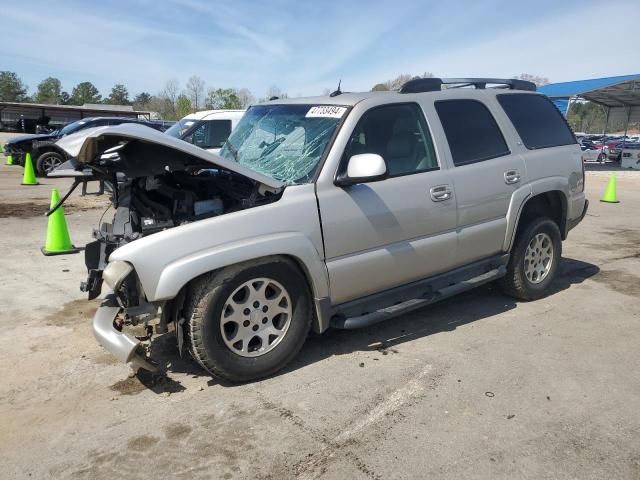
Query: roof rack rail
[[399, 77, 537, 94]]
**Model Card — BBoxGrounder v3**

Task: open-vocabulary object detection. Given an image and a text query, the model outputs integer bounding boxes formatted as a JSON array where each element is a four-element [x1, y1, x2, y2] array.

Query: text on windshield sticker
[[306, 106, 347, 118]]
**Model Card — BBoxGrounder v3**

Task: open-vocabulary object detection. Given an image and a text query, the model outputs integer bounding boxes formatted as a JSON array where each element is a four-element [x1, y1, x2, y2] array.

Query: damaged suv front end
[[54, 106, 340, 373], [54, 123, 290, 371]]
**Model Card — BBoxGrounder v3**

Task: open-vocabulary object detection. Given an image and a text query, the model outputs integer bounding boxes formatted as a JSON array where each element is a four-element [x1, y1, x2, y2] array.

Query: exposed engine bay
[[48, 124, 287, 369], [49, 126, 285, 302], [82, 167, 281, 300]]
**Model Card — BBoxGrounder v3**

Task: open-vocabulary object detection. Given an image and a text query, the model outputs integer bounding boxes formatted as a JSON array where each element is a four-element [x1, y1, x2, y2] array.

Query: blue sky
[[2, 0, 639, 99]]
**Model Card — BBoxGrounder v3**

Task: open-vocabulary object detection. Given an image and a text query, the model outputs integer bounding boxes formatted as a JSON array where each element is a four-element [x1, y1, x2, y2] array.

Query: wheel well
[[516, 191, 567, 242], [177, 254, 321, 330], [35, 146, 64, 158]]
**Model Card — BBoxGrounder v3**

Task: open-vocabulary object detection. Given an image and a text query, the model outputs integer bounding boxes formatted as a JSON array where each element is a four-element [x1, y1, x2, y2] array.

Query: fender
[[502, 183, 532, 251], [503, 176, 570, 251], [152, 232, 330, 334], [152, 232, 329, 302], [107, 184, 332, 331]]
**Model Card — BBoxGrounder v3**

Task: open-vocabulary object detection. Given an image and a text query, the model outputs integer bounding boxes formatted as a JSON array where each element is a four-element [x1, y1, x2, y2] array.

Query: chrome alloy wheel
[[524, 232, 554, 284], [42, 154, 62, 174], [220, 277, 292, 357]]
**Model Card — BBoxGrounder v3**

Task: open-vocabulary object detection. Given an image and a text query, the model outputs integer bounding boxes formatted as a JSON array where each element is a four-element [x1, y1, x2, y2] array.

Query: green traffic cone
[[6, 154, 13, 165], [41, 188, 79, 256], [21, 152, 38, 185], [600, 173, 619, 203]]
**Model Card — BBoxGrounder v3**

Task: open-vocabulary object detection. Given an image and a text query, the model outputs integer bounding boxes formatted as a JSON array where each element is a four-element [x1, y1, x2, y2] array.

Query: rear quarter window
[[497, 94, 576, 149], [435, 99, 510, 166]]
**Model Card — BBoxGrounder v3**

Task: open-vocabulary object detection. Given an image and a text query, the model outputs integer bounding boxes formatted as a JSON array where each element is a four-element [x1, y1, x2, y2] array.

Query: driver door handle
[[430, 184, 453, 202], [504, 170, 521, 184]]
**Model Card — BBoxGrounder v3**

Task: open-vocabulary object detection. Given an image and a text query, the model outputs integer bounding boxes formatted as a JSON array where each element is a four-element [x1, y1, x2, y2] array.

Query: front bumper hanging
[[92, 292, 158, 372]]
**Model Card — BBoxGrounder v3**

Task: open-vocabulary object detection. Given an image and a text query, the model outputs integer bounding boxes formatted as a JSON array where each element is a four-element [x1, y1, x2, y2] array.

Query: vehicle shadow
[[584, 161, 625, 172], [145, 256, 599, 390]]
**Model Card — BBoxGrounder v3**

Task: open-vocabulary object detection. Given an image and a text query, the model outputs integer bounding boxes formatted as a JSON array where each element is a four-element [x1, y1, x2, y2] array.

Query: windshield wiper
[[224, 140, 239, 162]]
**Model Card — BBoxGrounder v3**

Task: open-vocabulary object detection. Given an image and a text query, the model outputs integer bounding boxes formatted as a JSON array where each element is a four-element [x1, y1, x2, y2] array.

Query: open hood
[[55, 123, 285, 190]]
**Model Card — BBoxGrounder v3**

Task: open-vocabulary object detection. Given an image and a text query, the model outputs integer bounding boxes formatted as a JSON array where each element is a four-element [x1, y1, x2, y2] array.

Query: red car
[[606, 141, 624, 161]]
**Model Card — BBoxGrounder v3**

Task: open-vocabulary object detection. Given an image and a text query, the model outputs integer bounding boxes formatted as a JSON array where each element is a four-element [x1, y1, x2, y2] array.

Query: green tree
[[371, 83, 389, 91], [371, 72, 433, 92], [35, 77, 62, 104], [205, 88, 242, 109], [567, 101, 606, 133], [106, 84, 130, 105], [176, 94, 192, 118], [0, 71, 28, 101], [70, 82, 101, 105], [133, 92, 152, 110], [60, 91, 71, 105]]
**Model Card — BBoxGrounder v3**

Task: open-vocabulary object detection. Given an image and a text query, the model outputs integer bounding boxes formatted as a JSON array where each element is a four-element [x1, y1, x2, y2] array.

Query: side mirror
[[335, 154, 388, 187]]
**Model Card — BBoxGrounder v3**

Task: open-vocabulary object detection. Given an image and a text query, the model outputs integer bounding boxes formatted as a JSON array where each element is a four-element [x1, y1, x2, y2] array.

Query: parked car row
[[2, 111, 244, 175], [576, 133, 640, 163]]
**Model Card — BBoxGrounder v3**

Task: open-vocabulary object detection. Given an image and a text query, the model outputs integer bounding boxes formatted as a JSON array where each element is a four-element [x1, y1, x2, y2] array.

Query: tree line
[[0, 71, 288, 120], [6, 69, 628, 132]]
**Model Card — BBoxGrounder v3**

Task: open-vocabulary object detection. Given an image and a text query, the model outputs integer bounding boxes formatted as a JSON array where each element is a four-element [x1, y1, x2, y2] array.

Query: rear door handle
[[504, 170, 521, 184], [430, 184, 453, 202]]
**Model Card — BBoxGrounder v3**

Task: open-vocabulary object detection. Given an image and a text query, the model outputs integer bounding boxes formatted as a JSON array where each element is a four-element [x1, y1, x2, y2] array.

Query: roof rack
[[399, 77, 537, 94]]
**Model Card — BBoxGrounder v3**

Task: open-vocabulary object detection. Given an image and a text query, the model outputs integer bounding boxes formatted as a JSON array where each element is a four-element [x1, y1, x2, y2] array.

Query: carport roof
[[538, 74, 640, 107], [538, 74, 640, 125]]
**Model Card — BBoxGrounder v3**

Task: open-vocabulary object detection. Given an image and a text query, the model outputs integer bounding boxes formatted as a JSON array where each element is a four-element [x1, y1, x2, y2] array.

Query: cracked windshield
[[219, 104, 346, 184]]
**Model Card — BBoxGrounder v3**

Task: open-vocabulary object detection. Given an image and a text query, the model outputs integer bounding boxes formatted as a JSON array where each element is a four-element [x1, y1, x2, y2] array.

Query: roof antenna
[[329, 79, 342, 97]]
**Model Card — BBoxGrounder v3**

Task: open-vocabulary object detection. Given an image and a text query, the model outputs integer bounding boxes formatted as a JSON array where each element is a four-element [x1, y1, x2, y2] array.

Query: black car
[[3, 117, 163, 176]]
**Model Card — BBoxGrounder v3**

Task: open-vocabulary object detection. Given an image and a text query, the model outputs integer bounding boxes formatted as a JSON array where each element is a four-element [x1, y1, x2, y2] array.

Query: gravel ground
[[0, 147, 639, 479]]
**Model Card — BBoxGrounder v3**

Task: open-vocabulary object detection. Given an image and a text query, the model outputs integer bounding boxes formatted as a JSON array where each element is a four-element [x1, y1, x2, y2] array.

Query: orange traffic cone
[[41, 188, 79, 256]]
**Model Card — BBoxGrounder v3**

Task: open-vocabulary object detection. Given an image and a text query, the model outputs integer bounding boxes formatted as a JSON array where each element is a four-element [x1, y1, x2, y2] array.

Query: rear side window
[[497, 94, 576, 149], [435, 99, 509, 166]]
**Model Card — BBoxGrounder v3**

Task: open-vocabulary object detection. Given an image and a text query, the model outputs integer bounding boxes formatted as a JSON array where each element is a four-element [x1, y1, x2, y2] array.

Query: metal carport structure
[[0, 101, 151, 133], [538, 74, 640, 139]]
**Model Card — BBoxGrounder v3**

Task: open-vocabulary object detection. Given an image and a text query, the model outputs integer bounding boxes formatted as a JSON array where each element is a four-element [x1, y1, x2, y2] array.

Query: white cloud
[[1, 0, 638, 100], [405, 1, 640, 82]]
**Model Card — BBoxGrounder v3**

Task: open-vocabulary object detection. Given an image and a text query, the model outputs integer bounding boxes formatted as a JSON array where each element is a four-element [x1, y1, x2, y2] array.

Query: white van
[[165, 110, 245, 153]]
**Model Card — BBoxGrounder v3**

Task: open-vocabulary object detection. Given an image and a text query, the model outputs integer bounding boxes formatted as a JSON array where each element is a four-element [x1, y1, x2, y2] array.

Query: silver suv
[[56, 77, 587, 382]]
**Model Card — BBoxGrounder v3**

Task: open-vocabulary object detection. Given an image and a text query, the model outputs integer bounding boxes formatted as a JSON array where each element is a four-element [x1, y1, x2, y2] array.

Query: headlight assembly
[[102, 261, 133, 292]]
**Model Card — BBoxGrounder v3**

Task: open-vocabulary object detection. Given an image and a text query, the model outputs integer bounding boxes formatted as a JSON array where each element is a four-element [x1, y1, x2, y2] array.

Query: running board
[[331, 266, 506, 330]]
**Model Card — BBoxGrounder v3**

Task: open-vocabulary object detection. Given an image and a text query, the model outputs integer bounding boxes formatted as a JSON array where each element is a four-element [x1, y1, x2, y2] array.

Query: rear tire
[[36, 151, 64, 176], [500, 217, 562, 301], [184, 257, 312, 382]]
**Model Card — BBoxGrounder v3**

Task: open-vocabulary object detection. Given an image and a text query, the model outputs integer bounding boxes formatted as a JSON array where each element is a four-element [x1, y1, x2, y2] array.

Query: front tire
[[500, 217, 562, 301], [36, 151, 64, 176], [185, 257, 312, 382]]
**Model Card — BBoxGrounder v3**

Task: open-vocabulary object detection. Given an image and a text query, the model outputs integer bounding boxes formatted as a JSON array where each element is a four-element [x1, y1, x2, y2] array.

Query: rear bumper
[[92, 292, 157, 372]]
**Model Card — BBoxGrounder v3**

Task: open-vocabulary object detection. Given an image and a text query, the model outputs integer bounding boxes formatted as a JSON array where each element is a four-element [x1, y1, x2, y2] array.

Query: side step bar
[[331, 266, 506, 330]]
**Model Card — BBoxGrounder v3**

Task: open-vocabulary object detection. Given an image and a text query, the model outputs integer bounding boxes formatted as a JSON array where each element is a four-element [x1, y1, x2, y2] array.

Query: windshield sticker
[[306, 106, 346, 118]]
